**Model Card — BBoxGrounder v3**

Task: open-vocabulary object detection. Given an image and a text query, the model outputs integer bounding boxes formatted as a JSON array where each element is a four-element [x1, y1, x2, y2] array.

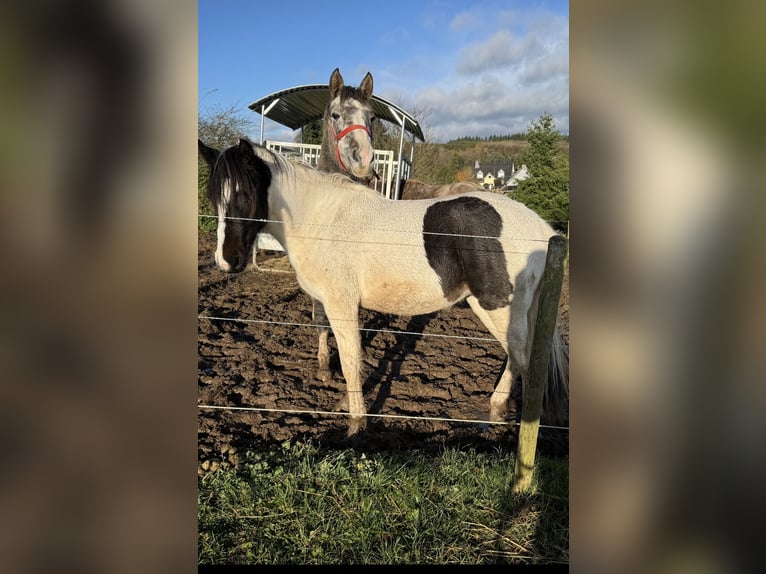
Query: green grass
[[198, 440, 568, 565]]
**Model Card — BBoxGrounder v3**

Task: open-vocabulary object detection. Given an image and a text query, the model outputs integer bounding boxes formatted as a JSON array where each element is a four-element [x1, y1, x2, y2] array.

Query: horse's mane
[[206, 145, 247, 207], [207, 141, 271, 221]]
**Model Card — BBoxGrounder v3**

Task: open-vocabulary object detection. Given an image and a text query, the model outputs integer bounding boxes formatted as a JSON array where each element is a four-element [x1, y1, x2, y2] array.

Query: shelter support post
[[259, 99, 280, 145]]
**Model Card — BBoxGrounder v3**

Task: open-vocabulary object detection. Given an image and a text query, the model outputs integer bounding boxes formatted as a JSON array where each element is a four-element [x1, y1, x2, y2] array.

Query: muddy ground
[[198, 230, 569, 463]]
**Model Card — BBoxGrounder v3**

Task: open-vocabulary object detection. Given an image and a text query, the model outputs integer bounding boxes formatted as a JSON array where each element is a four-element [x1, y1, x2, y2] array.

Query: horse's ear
[[329, 67, 344, 99], [198, 139, 219, 168], [360, 72, 373, 100], [238, 138, 253, 156]]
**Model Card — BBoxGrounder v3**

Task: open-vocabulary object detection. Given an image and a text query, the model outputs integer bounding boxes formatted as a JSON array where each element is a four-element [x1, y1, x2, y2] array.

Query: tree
[[510, 113, 569, 233], [296, 119, 322, 145], [198, 105, 255, 230], [198, 104, 254, 151], [454, 166, 474, 182]]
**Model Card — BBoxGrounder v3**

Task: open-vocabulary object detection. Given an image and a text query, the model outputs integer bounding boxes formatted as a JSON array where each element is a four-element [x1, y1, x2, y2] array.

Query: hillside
[[406, 138, 568, 185]]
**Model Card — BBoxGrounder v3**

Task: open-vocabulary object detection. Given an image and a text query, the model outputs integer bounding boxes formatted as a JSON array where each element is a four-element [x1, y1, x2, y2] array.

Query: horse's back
[[399, 179, 483, 200], [395, 189, 554, 242]]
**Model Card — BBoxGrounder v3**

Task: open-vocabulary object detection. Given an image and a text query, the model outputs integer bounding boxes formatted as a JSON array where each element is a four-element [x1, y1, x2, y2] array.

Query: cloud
[[455, 11, 568, 81], [456, 31, 540, 74], [520, 51, 569, 84], [412, 74, 569, 141], [411, 9, 569, 141], [449, 11, 479, 31]]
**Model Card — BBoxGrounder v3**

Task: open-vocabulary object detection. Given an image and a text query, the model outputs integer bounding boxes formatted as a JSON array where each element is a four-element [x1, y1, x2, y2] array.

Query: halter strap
[[328, 121, 371, 174], [334, 124, 370, 141]]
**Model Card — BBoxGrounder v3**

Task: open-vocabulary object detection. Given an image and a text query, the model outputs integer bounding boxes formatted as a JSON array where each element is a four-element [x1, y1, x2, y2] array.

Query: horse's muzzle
[[351, 166, 373, 179], [218, 251, 246, 273]]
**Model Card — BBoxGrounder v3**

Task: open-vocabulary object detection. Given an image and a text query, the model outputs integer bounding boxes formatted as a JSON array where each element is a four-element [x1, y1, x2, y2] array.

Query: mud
[[198, 230, 569, 461]]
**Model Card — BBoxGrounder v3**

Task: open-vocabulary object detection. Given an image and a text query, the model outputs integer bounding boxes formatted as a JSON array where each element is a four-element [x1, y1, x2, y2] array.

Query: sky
[[198, 0, 569, 144]]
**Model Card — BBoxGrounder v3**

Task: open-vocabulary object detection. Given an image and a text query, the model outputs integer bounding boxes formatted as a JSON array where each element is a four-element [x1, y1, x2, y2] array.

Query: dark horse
[[199, 138, 569, 437]]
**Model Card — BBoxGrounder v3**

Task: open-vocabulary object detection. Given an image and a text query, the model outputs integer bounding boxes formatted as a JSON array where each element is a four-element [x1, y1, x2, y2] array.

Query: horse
[[199, 137, 569, 437], [317, 67, 376, 183], [317, 68, 485, 202], [313, 68, 487, 380]]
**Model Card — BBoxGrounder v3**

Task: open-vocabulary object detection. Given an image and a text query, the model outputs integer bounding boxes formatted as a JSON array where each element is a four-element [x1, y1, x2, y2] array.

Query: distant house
[[473, 160, 529, 191], [505, 164, 529, 190]]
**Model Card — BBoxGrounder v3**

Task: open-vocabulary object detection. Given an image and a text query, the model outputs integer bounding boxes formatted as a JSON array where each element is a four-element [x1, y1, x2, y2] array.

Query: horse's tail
[[542, 323, 569, 427]]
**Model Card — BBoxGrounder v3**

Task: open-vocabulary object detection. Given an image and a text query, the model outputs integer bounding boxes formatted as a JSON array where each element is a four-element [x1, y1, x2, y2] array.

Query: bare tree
[[198, 104, 254, 150], [198, 105, 255, 230]]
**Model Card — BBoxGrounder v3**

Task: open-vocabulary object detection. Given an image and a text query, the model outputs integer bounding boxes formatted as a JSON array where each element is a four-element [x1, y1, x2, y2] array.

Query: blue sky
[[199, 0, 568, 143]]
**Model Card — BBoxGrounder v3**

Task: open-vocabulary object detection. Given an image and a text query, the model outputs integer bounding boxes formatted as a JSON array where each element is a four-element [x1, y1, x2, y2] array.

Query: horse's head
[[199, 138, 270, 273], [323, 68, 375, 179]]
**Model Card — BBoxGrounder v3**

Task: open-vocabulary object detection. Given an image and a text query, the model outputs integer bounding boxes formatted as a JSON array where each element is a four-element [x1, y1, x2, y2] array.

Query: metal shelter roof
[[248, 84, 425, 142]]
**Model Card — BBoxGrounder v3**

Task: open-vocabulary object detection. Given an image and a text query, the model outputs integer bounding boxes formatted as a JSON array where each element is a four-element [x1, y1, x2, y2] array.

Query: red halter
[[329, 121, 371, 174]]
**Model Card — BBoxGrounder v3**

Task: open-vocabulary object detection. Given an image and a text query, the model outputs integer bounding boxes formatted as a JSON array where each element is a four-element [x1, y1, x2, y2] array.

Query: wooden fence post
[[513, 234, 568, 493]]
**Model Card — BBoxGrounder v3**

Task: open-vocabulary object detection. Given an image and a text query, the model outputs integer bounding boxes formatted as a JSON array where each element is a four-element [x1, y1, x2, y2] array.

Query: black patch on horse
[[423, 196, 513, 309]]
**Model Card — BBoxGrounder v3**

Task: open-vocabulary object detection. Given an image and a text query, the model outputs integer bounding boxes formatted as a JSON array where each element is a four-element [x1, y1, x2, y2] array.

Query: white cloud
[[449, 11, 479, 31], [410, 74, 569, 142], [456, 31, 540, 74], [520, 51, 569, 84], [414, 8, 569, 141]]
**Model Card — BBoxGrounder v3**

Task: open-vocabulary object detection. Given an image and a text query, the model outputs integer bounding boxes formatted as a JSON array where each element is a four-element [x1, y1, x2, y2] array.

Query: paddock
[[197, 231, 569, 464], [200, 73, 569, 464]]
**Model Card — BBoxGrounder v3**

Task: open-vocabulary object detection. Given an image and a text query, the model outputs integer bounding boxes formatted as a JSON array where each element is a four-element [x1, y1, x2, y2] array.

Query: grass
[[198, 440, 568, 565]]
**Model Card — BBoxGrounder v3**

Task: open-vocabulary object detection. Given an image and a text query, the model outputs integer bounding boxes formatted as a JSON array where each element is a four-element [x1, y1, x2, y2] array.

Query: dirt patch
[[198, 231, 569, 461]]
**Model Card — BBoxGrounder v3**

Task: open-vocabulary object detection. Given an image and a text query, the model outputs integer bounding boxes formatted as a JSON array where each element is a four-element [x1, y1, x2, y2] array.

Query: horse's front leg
[[324, 302, 366, 437], [312, 299, 331, 381]]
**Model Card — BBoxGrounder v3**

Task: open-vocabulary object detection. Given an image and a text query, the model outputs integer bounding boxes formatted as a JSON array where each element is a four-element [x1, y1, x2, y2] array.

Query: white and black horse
[[199, 138, 568, 436]]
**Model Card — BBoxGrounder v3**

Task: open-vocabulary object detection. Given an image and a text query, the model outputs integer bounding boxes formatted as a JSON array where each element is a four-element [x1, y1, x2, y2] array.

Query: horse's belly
[[360, 282, 454, 315]]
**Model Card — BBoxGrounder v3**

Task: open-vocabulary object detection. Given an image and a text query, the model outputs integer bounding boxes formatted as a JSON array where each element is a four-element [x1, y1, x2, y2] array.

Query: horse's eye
[[332, 113, 340, 120]]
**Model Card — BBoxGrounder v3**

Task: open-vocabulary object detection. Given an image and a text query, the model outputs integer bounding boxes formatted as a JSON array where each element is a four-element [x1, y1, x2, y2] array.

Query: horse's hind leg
[[312, 299, 331, 381], [466, 296, 524, 422]]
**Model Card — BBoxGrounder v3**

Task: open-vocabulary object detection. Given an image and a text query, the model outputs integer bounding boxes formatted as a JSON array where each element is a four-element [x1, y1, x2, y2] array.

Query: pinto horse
[[313, 69, 488, 370], [200, 137, 569, 437]]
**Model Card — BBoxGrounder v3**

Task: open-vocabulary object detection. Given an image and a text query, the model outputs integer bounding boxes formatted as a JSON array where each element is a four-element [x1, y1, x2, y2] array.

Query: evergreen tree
[[511, 113, 569, 233], [298, 119, 323, 145]]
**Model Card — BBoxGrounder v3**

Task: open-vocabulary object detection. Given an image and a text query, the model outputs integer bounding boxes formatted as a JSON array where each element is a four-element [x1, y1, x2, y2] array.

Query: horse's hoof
[[346, 419, 366, 438], [489, 407, 507, 423], [334, 396, 348, 412], [315, 368, 331, 382]]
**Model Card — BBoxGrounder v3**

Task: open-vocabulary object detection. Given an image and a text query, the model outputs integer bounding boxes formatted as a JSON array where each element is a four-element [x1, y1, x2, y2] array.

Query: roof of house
[[475, 161, 515, 176]]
